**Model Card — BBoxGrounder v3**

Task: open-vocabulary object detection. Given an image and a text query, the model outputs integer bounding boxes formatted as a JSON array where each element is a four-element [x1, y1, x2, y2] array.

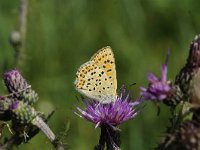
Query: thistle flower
[[175, 34, 200, 107], [76, 86, 141, 149], [2, 69, 56, 144], [3, 69, 38, 104], [4, 69, 28, 93], [140, 51, 172, 101], [76, 86, 140, 128]]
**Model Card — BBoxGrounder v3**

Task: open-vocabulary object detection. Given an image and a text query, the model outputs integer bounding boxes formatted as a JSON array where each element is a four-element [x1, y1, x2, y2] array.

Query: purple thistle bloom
[[3, 69, 38, 104], [76, 87, 140, 128], [140, 50, 172, 101], [4, 69, 29, 93]]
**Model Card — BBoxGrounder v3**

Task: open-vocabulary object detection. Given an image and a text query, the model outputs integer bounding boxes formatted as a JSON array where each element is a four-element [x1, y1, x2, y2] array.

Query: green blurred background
[[0, 0, 200, 149]]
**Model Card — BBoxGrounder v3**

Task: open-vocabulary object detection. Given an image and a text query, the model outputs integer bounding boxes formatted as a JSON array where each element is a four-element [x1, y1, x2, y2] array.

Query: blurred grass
[[0, 0, 200, 149]]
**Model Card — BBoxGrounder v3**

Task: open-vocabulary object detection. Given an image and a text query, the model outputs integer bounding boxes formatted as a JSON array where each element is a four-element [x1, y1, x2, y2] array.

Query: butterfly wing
[[74, 46, 117, 103]]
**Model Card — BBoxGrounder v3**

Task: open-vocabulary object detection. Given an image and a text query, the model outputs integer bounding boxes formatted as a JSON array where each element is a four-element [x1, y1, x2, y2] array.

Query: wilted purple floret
[[9, 101, 19, 110], [76, 87, 140, 128], [4, 69, 24, 93], [140, 50, 172, 101]]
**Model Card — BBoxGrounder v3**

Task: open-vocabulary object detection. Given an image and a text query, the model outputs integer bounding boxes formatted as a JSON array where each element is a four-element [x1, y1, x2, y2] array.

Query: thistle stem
[[94, 125, 121, 150], [10, 0, 28, 67], [18, 0, 28, 67], [94, 125, 106, 150]]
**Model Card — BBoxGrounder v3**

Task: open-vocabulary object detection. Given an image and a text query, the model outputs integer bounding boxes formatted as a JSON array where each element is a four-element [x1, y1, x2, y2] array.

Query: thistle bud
[[156, 120, 200, 150], [4, 69, 38, 104], [9, 31, 21, 47]]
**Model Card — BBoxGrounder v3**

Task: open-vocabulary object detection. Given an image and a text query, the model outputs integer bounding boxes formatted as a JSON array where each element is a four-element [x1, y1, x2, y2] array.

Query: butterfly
[[74, 46, 117, 103]]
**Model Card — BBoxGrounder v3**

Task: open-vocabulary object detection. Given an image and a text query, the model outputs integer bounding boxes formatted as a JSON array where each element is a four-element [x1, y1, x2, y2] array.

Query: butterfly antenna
[[129, 83, 136, 87]]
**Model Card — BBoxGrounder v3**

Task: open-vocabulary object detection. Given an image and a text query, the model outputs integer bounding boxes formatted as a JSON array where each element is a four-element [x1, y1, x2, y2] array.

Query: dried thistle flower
[[156, 120, 200, 150]]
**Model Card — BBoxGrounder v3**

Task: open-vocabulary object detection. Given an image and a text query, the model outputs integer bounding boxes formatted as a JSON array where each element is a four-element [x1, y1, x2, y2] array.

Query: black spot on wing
[[107, 69, 112, 72]]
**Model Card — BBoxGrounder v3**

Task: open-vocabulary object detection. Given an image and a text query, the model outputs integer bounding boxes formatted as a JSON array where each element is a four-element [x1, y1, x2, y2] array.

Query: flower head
[[76, 86, 141, 127], [140, 50, 172, 101], [4, 69, 28, 93], [3, 69, 38, 104]]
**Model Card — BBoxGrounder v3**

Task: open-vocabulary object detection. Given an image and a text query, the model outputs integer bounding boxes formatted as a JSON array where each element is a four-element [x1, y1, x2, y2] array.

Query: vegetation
[[0, 0, 200, 149]]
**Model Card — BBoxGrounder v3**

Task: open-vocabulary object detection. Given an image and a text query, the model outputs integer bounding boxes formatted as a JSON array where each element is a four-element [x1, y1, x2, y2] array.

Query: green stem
[[17, 0, 28, 67], [94, 125, 121, 150], [10, 0, 28, 68]]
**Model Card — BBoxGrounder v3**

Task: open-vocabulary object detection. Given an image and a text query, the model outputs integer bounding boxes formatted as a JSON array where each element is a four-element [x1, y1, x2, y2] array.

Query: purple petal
[[140, 87, 147, 92], [147, 73, 158, 82], [140, 50, 172, 101], [161, 64, 167, 81]]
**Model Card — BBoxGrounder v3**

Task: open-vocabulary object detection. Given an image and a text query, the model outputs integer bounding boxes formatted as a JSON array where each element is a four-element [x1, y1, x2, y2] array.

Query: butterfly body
[[74, 46, 117, 103]]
